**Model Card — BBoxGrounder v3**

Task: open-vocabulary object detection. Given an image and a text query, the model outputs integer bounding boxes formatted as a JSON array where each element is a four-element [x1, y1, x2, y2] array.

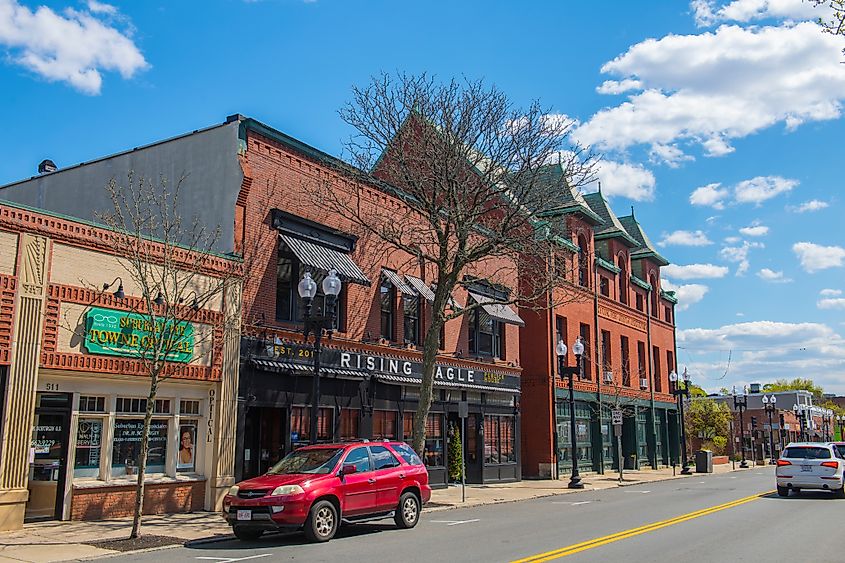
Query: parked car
[[775, 442, 845, 497], [223, 441, 431, 542]]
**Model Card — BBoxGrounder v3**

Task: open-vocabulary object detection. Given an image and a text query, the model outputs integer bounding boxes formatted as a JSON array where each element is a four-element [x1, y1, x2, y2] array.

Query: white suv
[[776, 443, 845, 498]]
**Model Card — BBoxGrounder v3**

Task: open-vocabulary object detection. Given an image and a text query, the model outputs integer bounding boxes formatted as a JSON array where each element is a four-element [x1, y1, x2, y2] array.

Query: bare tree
[[66, 173, 241, 539], [308, 73, 599, 456], [814, 0, 845, 48]]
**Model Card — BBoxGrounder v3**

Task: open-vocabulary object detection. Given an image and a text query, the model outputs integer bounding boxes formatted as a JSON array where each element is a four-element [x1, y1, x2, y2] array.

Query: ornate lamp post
[[762, 395, 777, 464], [298, 269, 343, 445], [733, 386, 749, 468], [792, 404, 807, 442], [669, 368, 693, 475], [556, 336, 585, 489], [837, 415, 845, 441]]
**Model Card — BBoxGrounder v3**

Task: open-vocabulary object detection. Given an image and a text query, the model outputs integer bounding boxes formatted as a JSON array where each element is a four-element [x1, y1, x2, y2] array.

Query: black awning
[[279, 234, 370, 286], [375, 373, 520, 394], [251, 358, 368, 378], [405, 275, 435, 302], [382, 268, 416, 296], [467, 291, 525, 327]]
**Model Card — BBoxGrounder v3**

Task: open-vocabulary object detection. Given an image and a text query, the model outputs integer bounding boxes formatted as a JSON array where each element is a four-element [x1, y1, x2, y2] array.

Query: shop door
[[465, 414, 482, 483], [25, 393, 71, 522]]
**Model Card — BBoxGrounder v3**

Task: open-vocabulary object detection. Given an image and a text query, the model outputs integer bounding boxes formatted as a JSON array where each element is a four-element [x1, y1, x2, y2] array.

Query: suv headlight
[[271, 485, 305, 496], [228, 485, 239, 496]]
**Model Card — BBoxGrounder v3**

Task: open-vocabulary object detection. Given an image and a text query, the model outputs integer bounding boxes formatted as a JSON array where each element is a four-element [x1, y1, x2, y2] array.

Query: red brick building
[[519, 184, 679, 478], [0, 115, 525, 492]]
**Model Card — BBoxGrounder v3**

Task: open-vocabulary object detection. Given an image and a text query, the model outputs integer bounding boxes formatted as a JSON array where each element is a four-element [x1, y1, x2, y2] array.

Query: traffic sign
[[611, 409, 623, 425]]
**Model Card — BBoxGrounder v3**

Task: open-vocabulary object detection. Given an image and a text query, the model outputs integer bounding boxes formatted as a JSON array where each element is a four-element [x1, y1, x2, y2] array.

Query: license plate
[[236, 509, 251, 521], [801, 465, 812, 472]]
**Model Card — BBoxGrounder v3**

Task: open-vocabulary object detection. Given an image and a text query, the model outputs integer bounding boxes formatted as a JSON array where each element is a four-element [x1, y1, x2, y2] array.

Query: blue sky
[[2, 0, 844, 393]]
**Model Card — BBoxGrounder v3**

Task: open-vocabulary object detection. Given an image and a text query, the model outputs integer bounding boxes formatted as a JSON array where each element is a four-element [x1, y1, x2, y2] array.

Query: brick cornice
[[0, 274, 15, 365], [41, 351, 220, 382]]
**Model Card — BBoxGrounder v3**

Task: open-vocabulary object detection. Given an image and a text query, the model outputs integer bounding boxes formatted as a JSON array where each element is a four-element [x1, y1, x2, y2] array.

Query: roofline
[[0, 122, 232, 191], [537, 203, 604, 226], [594, 229, 640, 248]]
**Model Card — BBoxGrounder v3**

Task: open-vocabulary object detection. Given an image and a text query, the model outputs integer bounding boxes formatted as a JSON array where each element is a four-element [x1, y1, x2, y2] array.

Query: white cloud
[[596, 78, 643, 94], [661, 279, 709, 310], [734, 176, 797, 205], [793, 241, 845, 272], [658, 230, 713, 247], [594, 160, 656, 201], [757, 268, 792, 282], [788, 199, 830, 213], [690, 183, 728, 208], [820, 288, 843, 297], [724, 236, 741, 244], [819, 298, 845, 309], [662, 263, 729, 279], [739, 224, 769, 236], [574, 21, 845, 160], [0, 0, 148, 94], [720, 240, 764, 275], [692, 0, 823, 26], [649, 143, 695, 167]]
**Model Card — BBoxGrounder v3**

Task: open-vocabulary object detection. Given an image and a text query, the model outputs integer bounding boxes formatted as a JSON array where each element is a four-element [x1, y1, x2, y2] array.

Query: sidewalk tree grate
[[85, 534, 183, 552]]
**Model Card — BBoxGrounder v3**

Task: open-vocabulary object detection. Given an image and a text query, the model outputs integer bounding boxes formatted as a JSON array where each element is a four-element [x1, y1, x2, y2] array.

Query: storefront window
[[484, 415, 516, 464], [291, 407, 333, 444], [339, 408, 359, 441], [74, 418, 102, 479], [557, 402, 592, 468], [637, 410, 649, 463], [403, 296, 419, 345], [177, 421, 197, 472], [373, 410, 397, 440], [403, 411, 415, 441], [424, 413, 444, 467], [111, 419, 168, 476]]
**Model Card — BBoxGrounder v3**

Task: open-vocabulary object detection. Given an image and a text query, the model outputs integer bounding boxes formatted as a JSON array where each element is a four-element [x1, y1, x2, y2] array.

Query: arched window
[[577, 235, 590, 288], [649, 273, 659, 318], [617, 254, 628, 305]]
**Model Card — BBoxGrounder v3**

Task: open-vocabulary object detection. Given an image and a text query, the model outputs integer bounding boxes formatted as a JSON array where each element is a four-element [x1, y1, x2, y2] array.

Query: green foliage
[[762, 378, 825, 400], [688, 384, 707, 398], [686, 399, 731, 455], [448, 423, 463, 482]]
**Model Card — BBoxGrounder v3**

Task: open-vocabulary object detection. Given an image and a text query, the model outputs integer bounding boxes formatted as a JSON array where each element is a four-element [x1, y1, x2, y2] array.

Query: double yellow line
[[512, 490, 773, 562]]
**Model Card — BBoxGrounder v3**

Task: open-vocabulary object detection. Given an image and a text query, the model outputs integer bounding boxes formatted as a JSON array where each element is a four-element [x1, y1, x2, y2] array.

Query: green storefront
[[555, 389, 679, 474]]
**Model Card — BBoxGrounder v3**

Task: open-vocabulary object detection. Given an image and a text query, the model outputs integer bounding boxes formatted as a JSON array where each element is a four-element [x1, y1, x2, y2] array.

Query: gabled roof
[[582, 191, 639, 248], [531, 164, 603, 226], [618, 213, 669, 266]]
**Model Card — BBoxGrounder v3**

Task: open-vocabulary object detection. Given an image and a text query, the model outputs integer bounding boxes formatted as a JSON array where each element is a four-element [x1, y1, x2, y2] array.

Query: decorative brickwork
[[0, 274, 15, 365]]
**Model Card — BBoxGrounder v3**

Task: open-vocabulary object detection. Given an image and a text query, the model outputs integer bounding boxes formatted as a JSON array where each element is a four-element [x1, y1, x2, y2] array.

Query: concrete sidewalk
[[0, 463, 754, 562]]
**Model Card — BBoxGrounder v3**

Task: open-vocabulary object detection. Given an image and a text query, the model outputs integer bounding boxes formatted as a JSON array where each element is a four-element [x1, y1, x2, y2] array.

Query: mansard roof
[[582, 191, 639, 248], [532, 163, 603, 226], [618, 213, 669, 266]]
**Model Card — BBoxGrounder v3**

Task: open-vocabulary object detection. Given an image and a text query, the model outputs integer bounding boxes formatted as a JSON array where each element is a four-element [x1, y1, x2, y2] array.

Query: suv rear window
[[392, 443, 422, 465], [783, 447, 831, 459]]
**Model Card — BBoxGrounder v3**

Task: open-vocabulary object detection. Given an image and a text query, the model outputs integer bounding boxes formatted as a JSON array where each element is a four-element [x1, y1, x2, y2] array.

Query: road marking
[[511, 491, 772, 563], [430, 518, 480, 526], [570, 501, 591, 506], [196, 555, 273, 562], [623, 490, 650, 494]]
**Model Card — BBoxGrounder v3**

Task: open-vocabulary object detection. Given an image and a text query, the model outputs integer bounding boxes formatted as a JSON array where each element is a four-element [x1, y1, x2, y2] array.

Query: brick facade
[[70, 480, 206, 520]]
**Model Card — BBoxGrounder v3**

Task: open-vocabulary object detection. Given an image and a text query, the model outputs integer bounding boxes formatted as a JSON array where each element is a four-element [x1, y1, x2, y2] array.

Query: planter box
[[712, 455, 729, 465]]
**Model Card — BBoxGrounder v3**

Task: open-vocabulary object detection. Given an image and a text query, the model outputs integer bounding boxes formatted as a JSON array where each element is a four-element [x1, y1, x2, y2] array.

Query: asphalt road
[[108, 468, 844, 563]]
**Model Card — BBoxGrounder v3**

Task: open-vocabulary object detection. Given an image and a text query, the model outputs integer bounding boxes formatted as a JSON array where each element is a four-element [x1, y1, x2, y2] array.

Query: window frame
[[468, 307, 504, 359], [403, 294, 420, 345], [380, 279, 395, 341]]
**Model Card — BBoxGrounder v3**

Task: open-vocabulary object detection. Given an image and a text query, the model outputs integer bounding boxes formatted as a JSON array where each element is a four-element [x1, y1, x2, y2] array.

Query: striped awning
[[405, 275, 435, 302], [251, 358, 367, 378], [279, 234, 370, 286], [467, 291, 525, 327], [375, 373, 520, 394], [381, 268, 416, 296]]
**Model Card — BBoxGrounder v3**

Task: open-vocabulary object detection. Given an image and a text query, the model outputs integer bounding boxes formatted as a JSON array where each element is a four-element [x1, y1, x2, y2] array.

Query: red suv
[[222, 441, 431, 542]]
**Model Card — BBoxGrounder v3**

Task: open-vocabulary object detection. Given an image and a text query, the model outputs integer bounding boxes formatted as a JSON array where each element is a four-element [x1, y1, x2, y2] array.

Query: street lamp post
[[556, 336, 585, 489], [669, 368, 693, 475], [762, 395, 777, 464], [837, 415, 845, 441], [792, 404, 806, 442], [297, 269, 343, 446], [733, 387, 749, 468]]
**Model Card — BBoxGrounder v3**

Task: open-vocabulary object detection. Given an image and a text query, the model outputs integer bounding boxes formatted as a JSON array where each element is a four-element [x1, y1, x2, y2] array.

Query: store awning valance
[[467, 291, 525, 327], [405, 275, 435, 302], [279, 234, 370, 286], [375, 373, 520, 394], [381, 268, 416, 296], [251, 358, 369, 378]]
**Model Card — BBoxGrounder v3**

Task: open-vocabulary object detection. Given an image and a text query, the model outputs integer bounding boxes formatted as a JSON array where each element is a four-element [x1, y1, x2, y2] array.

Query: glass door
[[26, 393, 71, 521]]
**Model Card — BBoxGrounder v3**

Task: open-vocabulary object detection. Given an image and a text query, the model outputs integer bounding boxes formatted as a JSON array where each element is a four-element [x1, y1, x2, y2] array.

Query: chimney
[[38, 159, 57, 174]]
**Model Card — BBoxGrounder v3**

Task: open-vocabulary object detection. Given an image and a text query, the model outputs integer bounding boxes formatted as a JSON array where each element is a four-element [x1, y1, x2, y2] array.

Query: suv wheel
[[304, 500, 338, 542], [394, 491, 420, 529], [834, 487, 845, 499], [233, 527, 263, 541], [776, 485, 789, 497]]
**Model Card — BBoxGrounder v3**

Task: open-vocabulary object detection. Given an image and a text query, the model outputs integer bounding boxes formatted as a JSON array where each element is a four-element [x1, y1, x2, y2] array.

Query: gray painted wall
[[0, 121, 243, 254]]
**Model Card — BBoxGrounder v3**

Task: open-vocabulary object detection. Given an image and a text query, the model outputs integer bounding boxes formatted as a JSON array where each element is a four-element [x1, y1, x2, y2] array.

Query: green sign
[[84, 307, 195, 363]]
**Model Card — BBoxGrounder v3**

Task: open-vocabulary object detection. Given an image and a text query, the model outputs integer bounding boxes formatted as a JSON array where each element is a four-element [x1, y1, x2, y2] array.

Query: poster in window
[[177, 423, 197, 472], [112, 419, 168, 476]]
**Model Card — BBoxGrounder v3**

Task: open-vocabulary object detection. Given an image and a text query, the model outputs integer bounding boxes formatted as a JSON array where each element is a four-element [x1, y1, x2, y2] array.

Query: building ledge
[[72, 474, 206, 490]]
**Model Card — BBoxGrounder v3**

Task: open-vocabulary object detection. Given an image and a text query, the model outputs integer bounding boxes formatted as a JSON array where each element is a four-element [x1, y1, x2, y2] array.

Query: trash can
[[695, 450, 713, 473]]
